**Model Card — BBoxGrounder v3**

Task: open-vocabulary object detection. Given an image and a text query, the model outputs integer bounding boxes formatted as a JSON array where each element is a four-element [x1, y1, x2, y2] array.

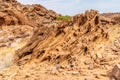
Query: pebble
[[50, 67, 58, 75], [88, 64, 94, 70], [70, 63, 76, 67], [72, 71, 79, 75], [84, 77, 93, 80], [62, 72, 66, 76], [94, 59, 100, 64], [95, 75, 100, 79], [93, 73, 100, 79], [58, 69, 63, 72], [96, 53, 102, 59], [84, 60, 91, 65], [56, 64, 62, 70], [50, 70, 58, 75], [111, 64, 120, 80]]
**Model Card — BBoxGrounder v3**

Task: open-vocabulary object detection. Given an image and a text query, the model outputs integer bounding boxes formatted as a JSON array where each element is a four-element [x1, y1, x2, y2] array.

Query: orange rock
[[111, 64, 120, 80]]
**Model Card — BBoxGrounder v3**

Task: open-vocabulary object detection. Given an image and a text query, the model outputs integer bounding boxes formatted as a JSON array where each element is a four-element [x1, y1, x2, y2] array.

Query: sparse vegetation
[[57, 15, 71, 21]]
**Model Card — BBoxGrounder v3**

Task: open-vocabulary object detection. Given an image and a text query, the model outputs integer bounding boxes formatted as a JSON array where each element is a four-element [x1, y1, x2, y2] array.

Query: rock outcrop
[[15, 10, 108, 65], [0, 0, 120, 80]]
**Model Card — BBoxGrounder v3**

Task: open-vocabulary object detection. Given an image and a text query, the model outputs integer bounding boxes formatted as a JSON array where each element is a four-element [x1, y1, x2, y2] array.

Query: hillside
[[0, 0, 119, 80]]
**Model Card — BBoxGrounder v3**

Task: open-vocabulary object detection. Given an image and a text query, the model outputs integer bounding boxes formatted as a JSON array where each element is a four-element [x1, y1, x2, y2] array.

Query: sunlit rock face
[[0, 25, 33, 69], [0, 47, 14, 69], [0, 0, 59, 69]]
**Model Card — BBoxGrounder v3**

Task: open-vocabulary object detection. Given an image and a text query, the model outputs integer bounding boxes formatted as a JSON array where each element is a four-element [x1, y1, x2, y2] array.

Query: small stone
[[100, 73, 107, 77], [56, 64, 62, 70], [50, 67, 58, 75], [93, 73, 100, 79], [88, 64, 94, 70], [72, 71, 79, 75], [84, 60, 91, 65], [80, 71, 88, 76], [58, 69, 63, 72], [50, 70, 58, 75], [111, 64, 120, 80], [70, 62, 76, 67], [84, 77, 93, 80], [95, 75, 100, 79], [94, 59, 100, 64], [62, 72, 66, 76], [96, 53, 102, 59]]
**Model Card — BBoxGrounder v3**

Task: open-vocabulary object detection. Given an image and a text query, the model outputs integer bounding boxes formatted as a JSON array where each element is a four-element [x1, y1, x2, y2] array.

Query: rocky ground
[[0, 0, 119, 80]]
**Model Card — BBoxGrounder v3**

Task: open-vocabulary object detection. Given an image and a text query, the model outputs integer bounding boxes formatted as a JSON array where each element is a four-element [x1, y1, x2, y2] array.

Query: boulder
[[111, 64, 120, 80]]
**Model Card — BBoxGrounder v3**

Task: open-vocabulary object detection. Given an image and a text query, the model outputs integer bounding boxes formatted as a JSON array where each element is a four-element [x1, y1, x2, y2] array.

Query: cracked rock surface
[[0, 0, 119, 80]]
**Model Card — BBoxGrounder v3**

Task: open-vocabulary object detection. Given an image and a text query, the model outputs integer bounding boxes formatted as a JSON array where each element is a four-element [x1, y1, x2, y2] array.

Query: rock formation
[[14, 9, 109, 65], [0, 0, 119, 80]]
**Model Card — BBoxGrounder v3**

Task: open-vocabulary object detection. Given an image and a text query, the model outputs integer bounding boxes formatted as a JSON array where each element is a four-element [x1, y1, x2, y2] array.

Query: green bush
[[57, 15, 71, 21]]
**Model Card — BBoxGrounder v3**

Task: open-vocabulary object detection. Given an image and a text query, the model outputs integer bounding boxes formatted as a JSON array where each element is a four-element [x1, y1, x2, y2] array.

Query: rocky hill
[[0, 0, 119, 80]]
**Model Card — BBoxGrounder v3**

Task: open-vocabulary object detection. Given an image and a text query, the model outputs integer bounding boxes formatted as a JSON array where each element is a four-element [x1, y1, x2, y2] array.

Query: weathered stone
[[71, 71, 79, 75], [88, 64, 94, 70], [111, 64, 120, 80], [96, 53, 102, 59], [84, 60, 91, 65], [50, 67, 58, 75]]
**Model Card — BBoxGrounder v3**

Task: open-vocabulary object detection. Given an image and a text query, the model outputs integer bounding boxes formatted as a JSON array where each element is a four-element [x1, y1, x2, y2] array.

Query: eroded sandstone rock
[[111, 64, 120, 80], [14, 10, 108, 66]]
